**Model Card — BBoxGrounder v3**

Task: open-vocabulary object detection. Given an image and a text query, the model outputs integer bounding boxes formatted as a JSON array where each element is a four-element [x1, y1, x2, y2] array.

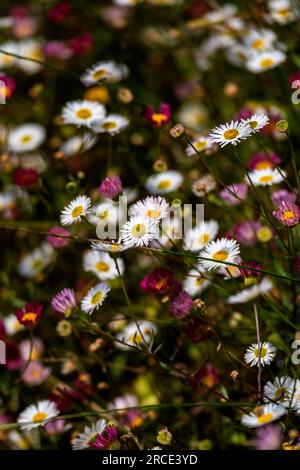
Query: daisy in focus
[[241, 404, 286, 428], [61, 100, 105, 128], [242, 114, 270, 133], [264, 376, 293, 408], [81, 282, 111, 314], [60, 195, 92, 225], [129, 196, 169, 222], [244, 341, 276, 367], [209, 120, 252, 147], [17, 400, 59, 431], [198, 238, 240, 271], [120, 216, 158, 247]]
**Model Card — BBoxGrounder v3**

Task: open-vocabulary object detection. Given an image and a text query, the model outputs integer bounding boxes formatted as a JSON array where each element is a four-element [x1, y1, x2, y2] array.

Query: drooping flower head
[[90, 425, 119, 450], [51, 288, 77, 317], [241, 404, 285, 428], [15, 302, 43, 328]]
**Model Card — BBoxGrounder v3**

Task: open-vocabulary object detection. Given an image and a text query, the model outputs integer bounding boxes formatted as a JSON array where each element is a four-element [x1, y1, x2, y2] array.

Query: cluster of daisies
[[195, 1, 298, 74]]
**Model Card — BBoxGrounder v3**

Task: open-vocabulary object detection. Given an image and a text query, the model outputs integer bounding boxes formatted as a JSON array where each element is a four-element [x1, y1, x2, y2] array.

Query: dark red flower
[[187, 318, 212, 343], [47, 1, 72, 23], [48, 386, 79, 412], [190, 364, 219, 392], [144, 103, 171, 127], [69, 32, 93, 54], [140, 267, 174, 295], [239, 261, 263, 279], [0, 75, 16, 101], [15, 302, 43, 328], [90, 425, 119, 450], [13, 168, 38, 188]]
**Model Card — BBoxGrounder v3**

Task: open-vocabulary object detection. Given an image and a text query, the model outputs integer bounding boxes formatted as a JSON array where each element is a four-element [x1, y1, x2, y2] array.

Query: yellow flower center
[[20, 134, 32, 144], [252, 39, 265, 50], [76, 108, 92, 120], [71, 205, 84, 218], [260, 58, 274, 69], [195, 140, 207, 151], [99, 210, 109, 220], [32, 412, 47, 423], [155, 277, 168, 290], [259, 175, 273, 184], [92, 69, 107, 80], [157, 180, 171, 190], [96, 261, 109, 272], [132, 223, 146, 237], [91, 291, 103, 305], [256, 161, 272, 170], [254, 346, 267, 358], [195, 277, 205, 286], [212, 250, 228, 261], [274, 387, 286, 400], [257, 413, 273, 424], [21, 312, 37, 323], [147, 209, 160, 219], [223, 129, 239, 140], [198, 233, 210, 244], [102, 121, 117, 130], [151, 113, 167, 126], [249, 120, 258, 129], [281, 211, 295, 221]]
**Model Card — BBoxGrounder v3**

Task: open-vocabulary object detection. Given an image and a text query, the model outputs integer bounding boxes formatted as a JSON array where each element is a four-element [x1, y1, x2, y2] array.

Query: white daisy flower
[[81, 282, 110, 314], [242, 114, 270, 133], [228, 277, 273, 304], [91, 114, 129, 135], [80, 61, 128, 87], [17, 242, 55, 278], [91, 240, 128, 253], [184, 220, 219, 251], [16, 40, 43, 74], [61, 100, 105, 128], [202, 4, 237, 25], [248, 168, 286, 186], [60, 195, 92, 225], [120, 216, 158, 247], [267, 0, 299, 24], [156, 215, 182, 246], [246, 50, 286, 73], [244, 28, 276, 52], [241, 403, 286, 428], [60, 132, 97, 157], [72, 419, 107, 450], [244, 341, 276, 367], [264, 376, 293, 408], [116, 321, 157, 351], [209, 120, 252, 147], [198, 237, 240, 271], [87, 201, 119, 226], [186, 135, 213, 156], [83, 250, 124, 280], [129, 196, 169, 222], [8, 123, 46, 153], [0, 41, 18, 68], [287, 379, 300, 412], [17, 400, 59, 431], [225, 44, 251, 67], [145, 171, 183, 194], [183, 268, 210, 297], [3, 314, 24, 336]]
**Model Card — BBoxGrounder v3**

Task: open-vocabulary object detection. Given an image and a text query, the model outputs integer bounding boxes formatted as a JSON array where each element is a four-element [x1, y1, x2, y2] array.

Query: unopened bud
[[157, 427, 172, 445], [230, 370, 239, 381], [170, 123, 185, 139], [276, 120, 288, 133], [117, 87, 133, 103]]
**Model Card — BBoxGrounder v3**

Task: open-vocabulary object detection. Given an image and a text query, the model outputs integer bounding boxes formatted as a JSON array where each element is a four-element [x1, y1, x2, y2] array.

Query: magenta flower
[[271, 189, 297, 207], [272, 200, 300, 227], [234, 107, 253, 121], [190, 364, 220, 391], [0, 75, 16, 100], [140, 267, 174, 295], [219, 183, 248, 206], [51, 288, 76, 316], [98, 175, 122, 199], [169, 291, 193, 319], [247, 151, 282, 171], [255, 424, 281, 450], [43, 41, 73, 60], [90, 425, 119, 450], [47, 1, 72, 23], [145, 103, 171, 127], [233, 221, 261, 246], [69, 32, 93, 54], [47, 226, 71, 248]]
